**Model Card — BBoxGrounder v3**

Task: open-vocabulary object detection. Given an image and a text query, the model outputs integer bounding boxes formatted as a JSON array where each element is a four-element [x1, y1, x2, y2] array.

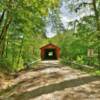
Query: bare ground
[[0, 61, 100, 100]]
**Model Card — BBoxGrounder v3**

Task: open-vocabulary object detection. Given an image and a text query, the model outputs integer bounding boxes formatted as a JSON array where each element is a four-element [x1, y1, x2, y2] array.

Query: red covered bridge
[[40, 43, 60, 60]]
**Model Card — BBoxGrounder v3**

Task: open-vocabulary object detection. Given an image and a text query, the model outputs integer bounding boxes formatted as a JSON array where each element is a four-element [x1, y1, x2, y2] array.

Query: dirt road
[[0, 61, 100, 100]]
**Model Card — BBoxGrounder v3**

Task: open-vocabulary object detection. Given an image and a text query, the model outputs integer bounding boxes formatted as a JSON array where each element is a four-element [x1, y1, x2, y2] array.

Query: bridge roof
[[40, 43, 60, 49]]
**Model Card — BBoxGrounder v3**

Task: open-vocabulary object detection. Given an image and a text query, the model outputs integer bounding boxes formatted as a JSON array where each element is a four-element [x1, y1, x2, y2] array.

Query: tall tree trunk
[[0, 0, 13, 57], [0, 16, 12, 57], [0, 9, 6, 27], [4, 37, 9, 58], [92, 0, 100, 31], [92, 0, 100, 67], [17, 37, 24, 67]]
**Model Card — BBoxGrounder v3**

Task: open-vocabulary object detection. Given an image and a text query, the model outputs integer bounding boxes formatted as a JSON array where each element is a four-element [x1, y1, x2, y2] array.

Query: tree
[[92, 0, 100, 31], [0, 0, 60, 71]]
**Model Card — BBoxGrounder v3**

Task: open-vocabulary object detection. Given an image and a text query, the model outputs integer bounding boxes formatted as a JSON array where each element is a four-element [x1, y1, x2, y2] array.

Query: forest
[[0, 0, 99, 72], [0, 0, 100, 99]]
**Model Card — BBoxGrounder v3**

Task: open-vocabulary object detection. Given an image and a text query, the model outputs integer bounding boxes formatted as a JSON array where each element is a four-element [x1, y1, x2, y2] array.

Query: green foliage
[[0, 0, 100, 73], [94, 70, 100, 76], [0, 0, 60, 72], [0, 57, 12, 72]]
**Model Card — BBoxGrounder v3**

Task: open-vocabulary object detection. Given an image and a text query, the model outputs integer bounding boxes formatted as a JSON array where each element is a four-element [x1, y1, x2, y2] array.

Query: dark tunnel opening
[[44, 49, 57, 60]]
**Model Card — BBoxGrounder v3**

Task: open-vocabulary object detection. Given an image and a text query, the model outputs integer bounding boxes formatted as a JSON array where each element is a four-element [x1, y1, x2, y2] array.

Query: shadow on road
[[9, 75, 100, 100]]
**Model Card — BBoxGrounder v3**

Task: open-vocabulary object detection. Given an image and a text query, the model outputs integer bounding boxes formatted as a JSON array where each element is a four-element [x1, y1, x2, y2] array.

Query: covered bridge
[[40, 43, 60, 60]]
